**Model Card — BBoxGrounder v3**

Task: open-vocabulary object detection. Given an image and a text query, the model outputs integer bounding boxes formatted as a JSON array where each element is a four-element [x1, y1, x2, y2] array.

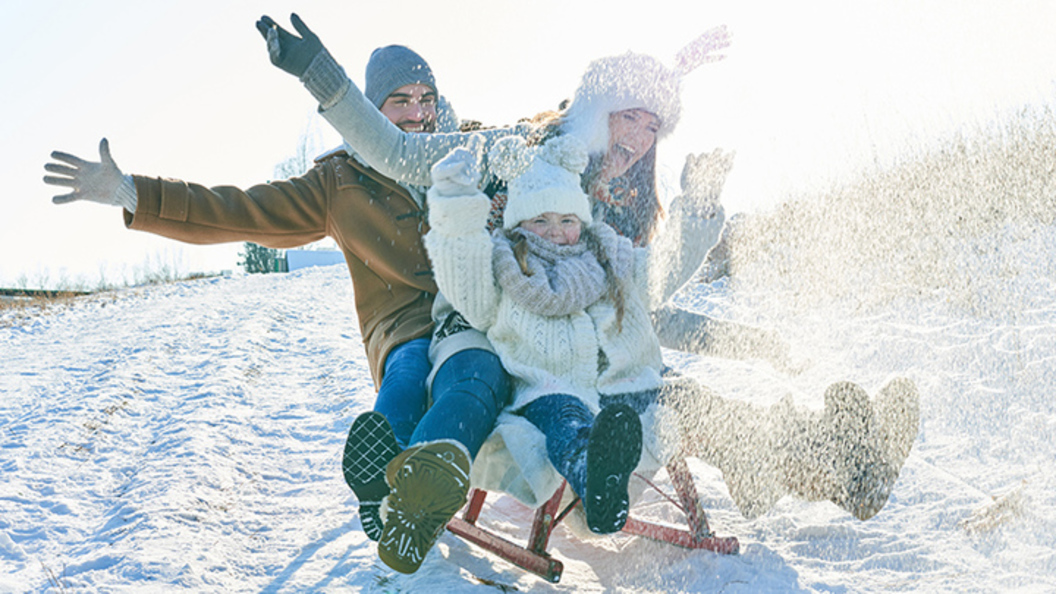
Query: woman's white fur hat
[[560, 52, 682, 155], [489, 135, 593, 230]]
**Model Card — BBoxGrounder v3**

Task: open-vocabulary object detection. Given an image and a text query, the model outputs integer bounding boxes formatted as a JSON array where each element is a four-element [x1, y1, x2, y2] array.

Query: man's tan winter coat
[[126, 151, 437, 387]]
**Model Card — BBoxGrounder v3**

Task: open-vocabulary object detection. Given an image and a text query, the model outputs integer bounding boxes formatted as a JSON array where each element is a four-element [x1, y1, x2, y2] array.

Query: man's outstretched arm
[[256, 13, 530, 187]]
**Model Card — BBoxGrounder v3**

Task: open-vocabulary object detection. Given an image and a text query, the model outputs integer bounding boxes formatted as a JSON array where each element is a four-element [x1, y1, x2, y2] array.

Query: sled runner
[[446, 457, 739, 583]]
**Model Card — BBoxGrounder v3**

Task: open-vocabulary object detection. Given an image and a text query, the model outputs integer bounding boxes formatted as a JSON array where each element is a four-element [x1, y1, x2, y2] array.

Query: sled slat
[[621, 517, 739, 554], [462, 488, 488, 524], [528, 484, 566, 555], [447, 517, 564, 583], [667, 458, 714, 539]]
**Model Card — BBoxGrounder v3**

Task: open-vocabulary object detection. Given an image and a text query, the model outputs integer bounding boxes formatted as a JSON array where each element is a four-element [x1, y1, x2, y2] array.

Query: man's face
[[379, 83, 437, 133]]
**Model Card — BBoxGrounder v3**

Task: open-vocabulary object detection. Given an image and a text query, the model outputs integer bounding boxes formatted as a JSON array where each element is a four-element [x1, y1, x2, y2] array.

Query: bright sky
[[4, 0, 1055, 289]]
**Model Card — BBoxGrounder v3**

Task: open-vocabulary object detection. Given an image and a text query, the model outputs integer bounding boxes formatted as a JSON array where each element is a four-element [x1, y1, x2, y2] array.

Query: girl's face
[[604, 108, 660, 177], [520, 212, 582, 246]]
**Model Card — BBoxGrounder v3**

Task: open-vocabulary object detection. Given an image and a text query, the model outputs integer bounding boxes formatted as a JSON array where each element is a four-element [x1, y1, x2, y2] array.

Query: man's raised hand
[[44, 138, 127, 207], [255, 13, 323, 78]]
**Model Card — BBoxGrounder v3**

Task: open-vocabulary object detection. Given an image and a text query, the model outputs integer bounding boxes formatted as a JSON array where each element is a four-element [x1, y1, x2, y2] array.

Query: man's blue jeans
[[372, 339, 510, 458], [412, 348, 510, 457], [372, 338, 432, 448]]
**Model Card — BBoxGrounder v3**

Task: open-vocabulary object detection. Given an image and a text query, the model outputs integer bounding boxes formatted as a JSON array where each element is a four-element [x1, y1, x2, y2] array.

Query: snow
[[3, 228, 1056, 592]]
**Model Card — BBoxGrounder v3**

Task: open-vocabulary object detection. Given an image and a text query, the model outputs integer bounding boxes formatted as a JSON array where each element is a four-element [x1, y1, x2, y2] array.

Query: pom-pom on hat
[[490, 136, 593, 230], [559, 52, 682, 155], [364, 45, 436, 108]]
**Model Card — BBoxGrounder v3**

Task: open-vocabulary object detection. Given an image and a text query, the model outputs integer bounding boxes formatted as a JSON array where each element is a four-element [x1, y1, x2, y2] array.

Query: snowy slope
[[2, 247, 1055, 592]]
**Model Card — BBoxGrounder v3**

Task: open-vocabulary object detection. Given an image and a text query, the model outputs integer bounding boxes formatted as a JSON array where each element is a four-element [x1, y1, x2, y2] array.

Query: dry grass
[[0, 289, 87, 316], [723, 103, 1056, 316], [0, 271, 221, 326]]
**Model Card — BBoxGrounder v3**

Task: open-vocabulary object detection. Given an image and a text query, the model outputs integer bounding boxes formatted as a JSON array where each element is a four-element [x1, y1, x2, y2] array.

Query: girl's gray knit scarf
[[492, 228, 608, 317]]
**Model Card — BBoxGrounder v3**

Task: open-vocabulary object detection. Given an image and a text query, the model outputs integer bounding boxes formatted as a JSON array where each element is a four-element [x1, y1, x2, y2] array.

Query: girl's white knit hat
[[559, 52, 682, 155], [489, 136, 594, 230]]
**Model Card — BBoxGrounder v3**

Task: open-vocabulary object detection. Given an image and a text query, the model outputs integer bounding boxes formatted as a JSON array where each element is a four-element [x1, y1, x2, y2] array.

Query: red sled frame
[[446, 457, 739, 583]]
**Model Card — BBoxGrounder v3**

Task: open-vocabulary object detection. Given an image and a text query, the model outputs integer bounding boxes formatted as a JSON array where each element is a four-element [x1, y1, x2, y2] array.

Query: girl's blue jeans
[[519, 390, 660, 498]]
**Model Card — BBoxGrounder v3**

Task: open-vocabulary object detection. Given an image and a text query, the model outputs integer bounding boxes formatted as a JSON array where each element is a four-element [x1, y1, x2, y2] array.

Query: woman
[[258, 15, 919, 525]]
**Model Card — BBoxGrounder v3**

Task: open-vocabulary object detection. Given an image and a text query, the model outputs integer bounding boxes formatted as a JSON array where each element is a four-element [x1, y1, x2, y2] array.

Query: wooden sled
[[446, 457, 739, 583]]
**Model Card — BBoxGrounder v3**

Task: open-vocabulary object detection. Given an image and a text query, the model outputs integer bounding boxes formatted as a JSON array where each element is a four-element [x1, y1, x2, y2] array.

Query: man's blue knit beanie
[[364, 45, 436, 108]]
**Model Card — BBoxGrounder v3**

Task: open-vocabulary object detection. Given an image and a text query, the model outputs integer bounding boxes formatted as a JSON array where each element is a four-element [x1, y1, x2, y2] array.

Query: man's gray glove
[[256, 13, 347, 107], [255, 13, 321, 78], [44, 138, 137, 212], [680, 148, 735, 219], [429, 136, 484, 198]]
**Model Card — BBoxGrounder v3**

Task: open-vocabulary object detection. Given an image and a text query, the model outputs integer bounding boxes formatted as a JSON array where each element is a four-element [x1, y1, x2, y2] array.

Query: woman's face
[[604, 109, 660, 177], [519, 212, 582, 246]]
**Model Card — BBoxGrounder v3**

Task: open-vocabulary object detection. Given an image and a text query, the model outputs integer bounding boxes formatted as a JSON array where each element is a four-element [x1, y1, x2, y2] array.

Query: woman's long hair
[[582, 148, 662, 247]]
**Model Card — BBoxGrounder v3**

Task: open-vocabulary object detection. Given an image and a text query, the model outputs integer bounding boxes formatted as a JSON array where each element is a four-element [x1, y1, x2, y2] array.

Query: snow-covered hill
[[2, 251, 1055, 592]]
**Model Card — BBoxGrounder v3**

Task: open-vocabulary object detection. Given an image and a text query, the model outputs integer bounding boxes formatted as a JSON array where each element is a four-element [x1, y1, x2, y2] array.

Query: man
[[43, 43, 509, 575]]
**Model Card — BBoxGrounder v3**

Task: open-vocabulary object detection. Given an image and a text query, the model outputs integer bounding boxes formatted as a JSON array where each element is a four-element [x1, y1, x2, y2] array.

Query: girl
[[421, 135, 678, 537]]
